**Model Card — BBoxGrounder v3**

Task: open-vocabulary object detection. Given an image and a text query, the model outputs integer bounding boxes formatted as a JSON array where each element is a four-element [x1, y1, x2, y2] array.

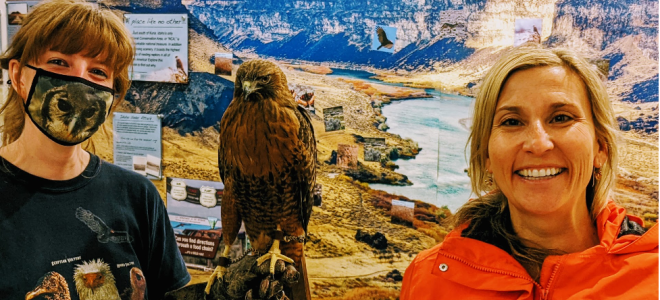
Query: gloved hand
[[164, 254, 300, 300]]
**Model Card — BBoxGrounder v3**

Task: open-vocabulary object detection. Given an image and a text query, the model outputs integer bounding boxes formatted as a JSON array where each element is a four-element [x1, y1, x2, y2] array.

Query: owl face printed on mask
[[24, 65, 114, 146]]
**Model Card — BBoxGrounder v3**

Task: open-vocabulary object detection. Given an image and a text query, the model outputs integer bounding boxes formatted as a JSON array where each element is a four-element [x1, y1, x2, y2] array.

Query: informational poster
[[124, 14, 189, 83], [6, 1, 39, 43], [112, 113, 162, 179], [166, 177, 224, 258]]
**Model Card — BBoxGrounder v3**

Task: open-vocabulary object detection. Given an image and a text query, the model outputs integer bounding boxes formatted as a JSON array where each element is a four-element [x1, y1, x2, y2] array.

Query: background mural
[[99, 0, 658, 298]]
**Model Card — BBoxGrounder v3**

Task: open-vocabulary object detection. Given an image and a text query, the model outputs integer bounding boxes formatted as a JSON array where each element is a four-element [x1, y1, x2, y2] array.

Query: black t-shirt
[[0, 153, 190, 299]]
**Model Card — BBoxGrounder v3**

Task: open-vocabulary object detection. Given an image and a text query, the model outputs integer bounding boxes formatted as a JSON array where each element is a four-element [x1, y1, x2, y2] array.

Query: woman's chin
[[506, 174, 575, 216]]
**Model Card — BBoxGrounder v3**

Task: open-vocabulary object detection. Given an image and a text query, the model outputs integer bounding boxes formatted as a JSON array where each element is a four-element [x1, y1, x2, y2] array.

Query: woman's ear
[[593, 138, 608, 168], [8, 59, 27, 100]]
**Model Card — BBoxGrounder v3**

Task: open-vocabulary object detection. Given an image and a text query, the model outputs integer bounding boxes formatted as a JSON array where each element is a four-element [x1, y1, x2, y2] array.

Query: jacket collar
[[432, 201, 658, 290]]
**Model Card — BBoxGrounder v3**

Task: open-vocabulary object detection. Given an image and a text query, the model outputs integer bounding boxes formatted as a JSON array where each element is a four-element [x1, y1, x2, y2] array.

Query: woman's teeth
[[517, 168, 563, 178]]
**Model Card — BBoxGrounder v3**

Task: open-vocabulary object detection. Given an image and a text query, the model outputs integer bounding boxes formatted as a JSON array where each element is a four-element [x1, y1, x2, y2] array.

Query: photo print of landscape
[[98, 0, 658, 298]]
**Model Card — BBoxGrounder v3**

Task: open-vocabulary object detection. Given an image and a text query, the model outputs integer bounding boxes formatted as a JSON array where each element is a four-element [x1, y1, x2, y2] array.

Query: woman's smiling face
[[486, 66, 607, 217]]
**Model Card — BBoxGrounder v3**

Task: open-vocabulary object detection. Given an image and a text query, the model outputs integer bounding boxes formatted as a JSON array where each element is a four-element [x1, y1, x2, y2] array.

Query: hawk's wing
[[295, 104, 316, 234], [217, 99, 243, 247], [377, 27, 388, 44]]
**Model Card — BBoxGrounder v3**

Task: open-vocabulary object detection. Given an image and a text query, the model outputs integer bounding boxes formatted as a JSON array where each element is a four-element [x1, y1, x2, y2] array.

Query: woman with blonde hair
[[0, 0, 190, 298], [401, 45, 658, 299]]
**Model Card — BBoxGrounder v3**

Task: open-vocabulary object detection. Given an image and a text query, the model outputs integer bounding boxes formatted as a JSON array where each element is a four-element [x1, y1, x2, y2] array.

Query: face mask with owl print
[[23, 65, 115, 146]]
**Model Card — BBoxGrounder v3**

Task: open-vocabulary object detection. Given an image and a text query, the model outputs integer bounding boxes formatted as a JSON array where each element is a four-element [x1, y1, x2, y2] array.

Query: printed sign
[[124, 14, 189, 83], [167, 177, 225, 258], [113, 113, 162, 179], [175, 235, 220, 259]]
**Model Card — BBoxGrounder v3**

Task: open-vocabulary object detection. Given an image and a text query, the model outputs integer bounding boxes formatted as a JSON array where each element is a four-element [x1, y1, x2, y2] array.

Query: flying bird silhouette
[[376, 26, 394, 50], [75, 207, 134, 244], [207, 59, 316, 300]]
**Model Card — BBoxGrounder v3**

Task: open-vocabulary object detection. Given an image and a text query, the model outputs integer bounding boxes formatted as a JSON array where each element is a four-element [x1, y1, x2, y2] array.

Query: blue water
[[330, 69, 474, 212]]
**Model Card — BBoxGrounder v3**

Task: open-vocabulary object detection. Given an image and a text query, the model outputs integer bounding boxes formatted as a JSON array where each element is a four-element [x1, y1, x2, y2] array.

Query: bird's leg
[[205, 246, 232, 294], [257, 224, 294, 275]]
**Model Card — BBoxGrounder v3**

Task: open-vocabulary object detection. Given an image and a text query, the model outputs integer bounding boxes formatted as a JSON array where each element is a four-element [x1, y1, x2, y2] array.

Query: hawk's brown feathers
[[218, 59, 316, 299]]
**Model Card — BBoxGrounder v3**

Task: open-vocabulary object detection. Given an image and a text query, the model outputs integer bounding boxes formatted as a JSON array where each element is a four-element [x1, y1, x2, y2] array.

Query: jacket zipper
[[440, 252, 564, 300], [540, 258, 562, 300]]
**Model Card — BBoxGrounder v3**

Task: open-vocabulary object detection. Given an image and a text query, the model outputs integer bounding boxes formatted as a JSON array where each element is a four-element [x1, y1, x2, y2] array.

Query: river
[[329, 69, 474, 212]]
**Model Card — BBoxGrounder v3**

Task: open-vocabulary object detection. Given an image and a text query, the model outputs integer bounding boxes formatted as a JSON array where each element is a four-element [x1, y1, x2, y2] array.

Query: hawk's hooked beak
[[242, 81, 257, 98]]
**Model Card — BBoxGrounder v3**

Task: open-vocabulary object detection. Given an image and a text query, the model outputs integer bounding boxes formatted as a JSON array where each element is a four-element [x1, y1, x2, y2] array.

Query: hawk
[[207, 59, 316, 300], [376, 26, 394, 50]]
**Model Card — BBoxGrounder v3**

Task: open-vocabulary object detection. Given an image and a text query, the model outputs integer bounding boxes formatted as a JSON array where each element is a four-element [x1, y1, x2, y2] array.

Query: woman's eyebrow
[[494, 105, 521, 114]]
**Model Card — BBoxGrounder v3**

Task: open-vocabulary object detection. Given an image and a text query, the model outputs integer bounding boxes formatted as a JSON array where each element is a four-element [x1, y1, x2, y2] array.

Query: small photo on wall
[[588, 58, 610, 80], [337, 144, 359, 169], [132, 156, 147, 176], [7, 3, 27, 25], [391, 199, 415, 227], [363, 137, 386, 162], [289, 83, 316, 113], [371, 25, 397, 53], [323, 106, 345, 132], [514, 19, 542, 47], [146, 154, 161, 178], [215, 52, 233, 76]]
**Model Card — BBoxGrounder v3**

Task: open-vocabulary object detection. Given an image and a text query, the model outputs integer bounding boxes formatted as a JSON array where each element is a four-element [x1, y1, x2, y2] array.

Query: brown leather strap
[[271, 230, 284, 240], [217, 256, 231, 267]]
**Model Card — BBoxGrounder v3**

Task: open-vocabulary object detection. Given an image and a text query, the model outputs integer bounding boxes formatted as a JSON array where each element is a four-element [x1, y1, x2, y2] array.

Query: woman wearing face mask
[[401, 45, 658, 299], [0, 1, 191, 298]]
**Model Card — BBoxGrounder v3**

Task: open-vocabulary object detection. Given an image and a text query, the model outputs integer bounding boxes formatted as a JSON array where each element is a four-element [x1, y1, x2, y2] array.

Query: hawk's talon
[[256, 225, 294, 275], [205, 247, 232, 294], [257, 252, 294, 275], [204, 265, 227, 294]]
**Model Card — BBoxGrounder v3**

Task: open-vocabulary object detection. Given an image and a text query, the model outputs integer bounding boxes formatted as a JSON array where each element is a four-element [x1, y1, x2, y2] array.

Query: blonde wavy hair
[[0, 0, 134, 149], [455, 44, 619, 280]]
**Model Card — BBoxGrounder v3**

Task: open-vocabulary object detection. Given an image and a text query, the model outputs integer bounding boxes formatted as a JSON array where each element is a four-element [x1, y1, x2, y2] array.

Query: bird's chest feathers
[[223, 101, 302, 177]]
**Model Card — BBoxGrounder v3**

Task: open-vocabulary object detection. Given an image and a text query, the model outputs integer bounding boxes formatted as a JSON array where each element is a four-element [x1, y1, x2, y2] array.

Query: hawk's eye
[[257, 75, 270, 82], [57, 99, 72, 112]]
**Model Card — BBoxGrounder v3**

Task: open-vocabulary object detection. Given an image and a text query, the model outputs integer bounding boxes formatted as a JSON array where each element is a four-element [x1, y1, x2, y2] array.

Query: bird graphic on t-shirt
[[25, 271, 71, 300], [120, 267, 146, 300], [74, 259, 121, 300], [376, 27, 394, 50], [75, 207, 134, 244]]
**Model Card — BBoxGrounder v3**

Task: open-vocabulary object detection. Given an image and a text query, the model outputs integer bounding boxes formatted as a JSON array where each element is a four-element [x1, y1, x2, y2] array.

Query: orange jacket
[[401, 201, 658, 299]]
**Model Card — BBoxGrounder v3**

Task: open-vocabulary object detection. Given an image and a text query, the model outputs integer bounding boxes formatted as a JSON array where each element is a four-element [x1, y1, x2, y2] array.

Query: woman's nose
[[70, 62, 89, 79], [523, 120, 554, 155]]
